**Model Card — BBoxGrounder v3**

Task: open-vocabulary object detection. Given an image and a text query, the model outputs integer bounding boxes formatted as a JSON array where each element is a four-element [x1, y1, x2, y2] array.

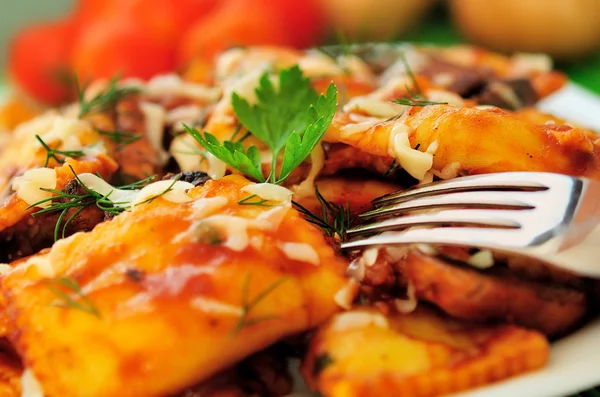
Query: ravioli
[[1, 175, 347, 397]]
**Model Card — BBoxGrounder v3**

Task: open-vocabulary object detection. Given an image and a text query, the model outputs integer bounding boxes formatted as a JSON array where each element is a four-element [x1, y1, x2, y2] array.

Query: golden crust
[[1, 175, 347, 397], [302, 307, 549, 397], [325, 105, 600, 178], [0, 350, 22, 397], [403, 250, 588, 337]]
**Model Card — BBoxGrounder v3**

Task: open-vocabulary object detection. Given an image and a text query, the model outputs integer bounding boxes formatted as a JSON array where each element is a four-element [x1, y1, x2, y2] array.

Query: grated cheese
[[344, 96, 402, 118], [467, 249, 495, 269], [132, 180, 195, 208], [292, 143, 325, 199], [241, 183, 292, 204], [425, 89, 464, 107], [334, 279, 359, 310], [77, 173, 194, 210], [12, 168, 57, 208], [146, 74, 220, 102], [20, 369, 44, 397], [387, 123, 433, 180], [190, 297, 243, 316], [340, 116, 381, 138], [348, 247, 379, 281], [191, 196, 229, 218], [394, 282, 418, 314], [432, 162, 462, 180], [0, 264, 11, 274], [139, 102, 169, 165], [278, 242, 320, 265], [331, 311, 388, 332]]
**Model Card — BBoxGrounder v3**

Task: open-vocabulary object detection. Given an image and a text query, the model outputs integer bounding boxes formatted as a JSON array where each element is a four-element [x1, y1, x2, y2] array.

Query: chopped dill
[[45, 276, 100, 318]]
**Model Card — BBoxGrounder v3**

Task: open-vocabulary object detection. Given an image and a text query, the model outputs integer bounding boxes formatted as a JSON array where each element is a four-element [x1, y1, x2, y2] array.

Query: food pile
[[0, 43, 599, 397]]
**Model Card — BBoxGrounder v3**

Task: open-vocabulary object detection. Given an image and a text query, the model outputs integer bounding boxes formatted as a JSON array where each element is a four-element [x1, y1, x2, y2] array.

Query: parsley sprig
[[184, 65, 337, 185]]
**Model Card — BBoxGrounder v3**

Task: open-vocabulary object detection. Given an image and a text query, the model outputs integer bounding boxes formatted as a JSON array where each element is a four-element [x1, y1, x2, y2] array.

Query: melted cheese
[[191, 196, 229, 218], [387, 124, 433, 180], [331, 311, 389, 332], [278, 242, 320, 265], [132, 180, 195, 207], [190, 297, 243, 316], [292, 144, 325, 199], [77, 173, 194, 209], [139, 102, 169, 165], [145, 74, 220, 102], [394, 282, 418, 314], [12, 168, 57, 208], [348, 247, 379, 281], [425, 89, 465, 107], [334, 279, 359, 310], [205, 152, 227, 179], [20, 369, 44, 397], [467, 249, 495, 269], [340, 115, 381, 138], [241, 183, 292, 203], [344, 97, 402, 118]]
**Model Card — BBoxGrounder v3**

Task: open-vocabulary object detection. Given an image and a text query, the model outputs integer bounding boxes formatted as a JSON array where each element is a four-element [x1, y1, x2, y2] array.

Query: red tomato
[[270, 0, 327, 48], [177, 0, 292, 64], [8, 20, 75, 104], [125, 0, 221, 46], [72, 17, 176, 83]]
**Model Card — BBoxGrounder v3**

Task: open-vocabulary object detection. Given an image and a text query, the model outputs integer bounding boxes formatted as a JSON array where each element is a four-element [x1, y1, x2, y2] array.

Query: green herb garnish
[[94, 127, 142, 150], [391, 54, 448, 107], [230, 274, 288, 337], [27, 166, 156, 241], [77, 76, 139, 119], [237, 194, 277, 207], [312, 353, 335, 376], [45, 276, 100, 318], [292, 186, 352, 241], [184, 65, 337, 185], [35, 135, 85, 167]]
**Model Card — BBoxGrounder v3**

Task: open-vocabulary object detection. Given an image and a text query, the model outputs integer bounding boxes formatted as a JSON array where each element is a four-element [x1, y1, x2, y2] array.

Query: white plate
[[1, 81, 599, 397], [450, 84, 600, 397]]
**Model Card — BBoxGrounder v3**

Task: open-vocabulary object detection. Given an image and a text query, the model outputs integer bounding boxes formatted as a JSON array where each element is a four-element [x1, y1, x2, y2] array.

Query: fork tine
[[361, 191, 535, 220], [342, 226, 521, 251], [348, 209, 521, 236], [373, 172, 548, 207]]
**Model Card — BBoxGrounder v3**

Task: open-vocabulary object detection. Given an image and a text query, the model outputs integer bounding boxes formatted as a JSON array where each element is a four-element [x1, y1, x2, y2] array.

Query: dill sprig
[[77, 76, 139, 119], [95, 127, 142, 150], [35, 135, 85, 167], [230, 274, 288, 337], [391, 54, 448, 107], [237, 194, 278, 207], [292, 187, 352, 241], [45, 276, 100, 318], [27, 166, 156, 241]]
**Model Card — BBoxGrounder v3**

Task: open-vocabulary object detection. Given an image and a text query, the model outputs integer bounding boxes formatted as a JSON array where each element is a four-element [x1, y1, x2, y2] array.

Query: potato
[[317, 0, 435, 41], [450, 0, 600, 60]]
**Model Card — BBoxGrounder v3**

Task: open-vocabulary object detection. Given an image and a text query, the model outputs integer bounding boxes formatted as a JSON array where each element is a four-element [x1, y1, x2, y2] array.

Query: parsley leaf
[[183, 126, 265, 182], [185, 65, 337, 184]]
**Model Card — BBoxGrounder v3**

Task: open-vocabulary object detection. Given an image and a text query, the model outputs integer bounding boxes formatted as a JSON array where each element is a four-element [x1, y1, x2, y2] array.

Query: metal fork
[[341, 172, 600, 278]]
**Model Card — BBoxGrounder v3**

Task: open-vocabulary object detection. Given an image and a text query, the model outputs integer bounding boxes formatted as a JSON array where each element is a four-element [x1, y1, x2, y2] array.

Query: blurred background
[[1, 0, 599, 105]]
